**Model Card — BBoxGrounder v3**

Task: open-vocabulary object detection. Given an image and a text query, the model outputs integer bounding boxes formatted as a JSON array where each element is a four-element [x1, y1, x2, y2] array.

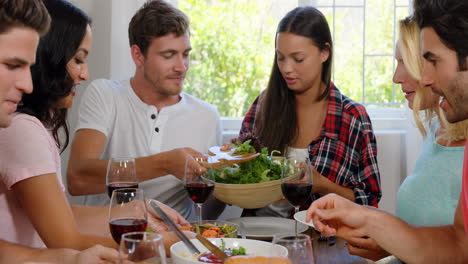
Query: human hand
[[164, 148, 207, 180], [345, 236, 390, 261], [305, 194, 370, 237], [161, 230, 196, 257], [146, 200, 190, 232], [71, 245, 119, 264]]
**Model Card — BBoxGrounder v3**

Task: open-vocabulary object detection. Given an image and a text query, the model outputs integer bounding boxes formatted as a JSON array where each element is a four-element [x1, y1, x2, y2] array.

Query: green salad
[[205, 142, 283, 184], [231, 139, 256, 155], [220, 239, 247, 255]]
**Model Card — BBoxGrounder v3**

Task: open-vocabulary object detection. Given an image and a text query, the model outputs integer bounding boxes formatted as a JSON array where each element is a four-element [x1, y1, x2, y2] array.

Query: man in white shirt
[[67, 0, 223, 220]]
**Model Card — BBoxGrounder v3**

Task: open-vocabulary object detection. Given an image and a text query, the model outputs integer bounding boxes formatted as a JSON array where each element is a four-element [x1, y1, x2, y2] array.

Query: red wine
[[281, 181, 313, 207], [185, 182, 214, 203], [106, 182, 139, 198], [109, 218, 148, 244]]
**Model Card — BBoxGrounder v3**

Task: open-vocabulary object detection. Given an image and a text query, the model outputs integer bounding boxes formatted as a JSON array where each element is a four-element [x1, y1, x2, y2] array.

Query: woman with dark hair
[[20, 0, 93, 152], [240, 6, 381, 217], [0, 0, 188, 254]]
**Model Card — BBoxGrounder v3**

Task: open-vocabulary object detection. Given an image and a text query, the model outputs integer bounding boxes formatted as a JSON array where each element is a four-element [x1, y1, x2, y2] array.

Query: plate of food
[[170, 237, 288, 264], [227, 217, 308, 240], [180, 220, 238, 238], [293, 210, 316, 230]]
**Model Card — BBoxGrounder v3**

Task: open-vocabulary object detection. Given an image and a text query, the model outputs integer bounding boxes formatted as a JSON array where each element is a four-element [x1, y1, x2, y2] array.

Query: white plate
[[293, 210, 316, 230], [171, 238, 288, 264], [227, 216, 308, 240]]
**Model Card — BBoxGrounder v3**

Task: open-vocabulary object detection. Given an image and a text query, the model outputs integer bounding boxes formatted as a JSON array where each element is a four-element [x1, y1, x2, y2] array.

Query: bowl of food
[[203, 141, 296, 208], [203, 177, 286, 209], [181, 220, 238, 238], [170, 237, 288, 264]]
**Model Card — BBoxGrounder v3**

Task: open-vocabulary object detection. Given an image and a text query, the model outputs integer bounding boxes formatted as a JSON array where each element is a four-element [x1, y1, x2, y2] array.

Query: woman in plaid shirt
[[240, 6, 381, 217]]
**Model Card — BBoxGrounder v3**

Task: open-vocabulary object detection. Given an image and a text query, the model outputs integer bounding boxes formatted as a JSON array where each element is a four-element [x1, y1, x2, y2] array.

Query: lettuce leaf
[[205, 146, 282, 184]]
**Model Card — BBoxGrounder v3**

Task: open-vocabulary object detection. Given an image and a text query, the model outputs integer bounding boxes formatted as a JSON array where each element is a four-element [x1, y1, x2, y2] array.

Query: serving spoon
[[195, 234, 229, 262], [197, 146, 260, 168]]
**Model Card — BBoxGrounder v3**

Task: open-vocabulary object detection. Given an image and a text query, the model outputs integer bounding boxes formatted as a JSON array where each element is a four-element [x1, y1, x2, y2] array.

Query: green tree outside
[[180, 0, 277, 117], [180, 0, 410, 117]]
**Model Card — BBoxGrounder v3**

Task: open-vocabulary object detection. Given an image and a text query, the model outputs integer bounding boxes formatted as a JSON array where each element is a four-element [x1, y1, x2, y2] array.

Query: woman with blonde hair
[[343, 16, 467, 261], [395, 17, 467, 227]]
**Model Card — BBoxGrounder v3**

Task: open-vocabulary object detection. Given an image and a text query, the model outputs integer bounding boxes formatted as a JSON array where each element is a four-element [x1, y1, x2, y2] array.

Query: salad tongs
[[149, 200, 200, 255]]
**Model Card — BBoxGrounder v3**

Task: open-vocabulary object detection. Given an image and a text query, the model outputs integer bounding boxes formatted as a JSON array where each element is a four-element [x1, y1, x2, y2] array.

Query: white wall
[[62, 0, 423, 216]]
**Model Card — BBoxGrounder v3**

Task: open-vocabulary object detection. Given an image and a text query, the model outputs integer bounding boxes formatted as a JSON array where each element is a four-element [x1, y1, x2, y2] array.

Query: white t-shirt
[[75, 79, 222, 219]]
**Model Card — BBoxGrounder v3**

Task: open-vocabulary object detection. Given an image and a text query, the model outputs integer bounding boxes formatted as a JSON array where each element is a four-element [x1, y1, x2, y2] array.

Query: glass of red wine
[[119, 232, 167, 263], [184, 155, 214, 226], [106, 157, 138, 198], [281, 157, 313, 236], [108, 188, 148, 244]]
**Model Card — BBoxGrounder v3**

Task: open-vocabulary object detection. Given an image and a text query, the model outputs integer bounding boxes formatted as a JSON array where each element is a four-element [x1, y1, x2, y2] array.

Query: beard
[[445, 71, 468, 123], [143, 70, 183, 96]]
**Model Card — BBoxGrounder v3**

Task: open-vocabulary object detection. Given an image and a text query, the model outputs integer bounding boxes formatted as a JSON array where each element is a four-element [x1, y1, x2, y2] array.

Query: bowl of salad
[[202, 138, 295, 209], [170, 237, 288, 264], [181, 220, 238, 238]]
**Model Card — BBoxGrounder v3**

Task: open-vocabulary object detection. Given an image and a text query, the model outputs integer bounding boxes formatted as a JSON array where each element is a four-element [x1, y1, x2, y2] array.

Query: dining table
[[306, 229, 371, 264], [226, 215, 373, 264]]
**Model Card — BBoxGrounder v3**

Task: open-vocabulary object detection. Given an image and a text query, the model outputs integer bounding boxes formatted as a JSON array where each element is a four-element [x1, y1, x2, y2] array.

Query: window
[[179, 0, 412, 117]]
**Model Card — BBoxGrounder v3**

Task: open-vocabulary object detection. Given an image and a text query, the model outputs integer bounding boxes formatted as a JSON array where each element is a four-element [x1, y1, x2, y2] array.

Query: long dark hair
[[18, 0, 91, 152], [255, 6, 333, 153]]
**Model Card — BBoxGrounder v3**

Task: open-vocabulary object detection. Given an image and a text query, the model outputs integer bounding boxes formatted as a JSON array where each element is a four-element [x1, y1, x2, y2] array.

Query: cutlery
[[200, 146, 260, 168], [238, 221, 247, 239], [149, 200, 200, 255], [195, 234, 229, 262], [318, 233, 328, 242]]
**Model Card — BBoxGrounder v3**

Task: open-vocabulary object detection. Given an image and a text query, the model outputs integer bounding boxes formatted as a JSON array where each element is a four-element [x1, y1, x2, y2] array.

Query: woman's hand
[[60, 245, 119, 264], [146, 200, 190, 232], [161, 230, 196, 257]]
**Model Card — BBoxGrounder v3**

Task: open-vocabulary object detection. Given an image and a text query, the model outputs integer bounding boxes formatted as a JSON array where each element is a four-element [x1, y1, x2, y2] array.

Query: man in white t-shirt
[[67, 0, 223, 220]]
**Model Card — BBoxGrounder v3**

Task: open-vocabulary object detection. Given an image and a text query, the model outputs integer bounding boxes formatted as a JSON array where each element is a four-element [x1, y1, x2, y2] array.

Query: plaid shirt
[[240, 84, 382, 207]]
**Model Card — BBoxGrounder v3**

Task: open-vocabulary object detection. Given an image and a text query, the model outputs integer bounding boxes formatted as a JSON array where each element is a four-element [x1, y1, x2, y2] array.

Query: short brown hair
[[128, 0, 189, 55], [0, 0, 50, 35], [413, 0, 468, 70]]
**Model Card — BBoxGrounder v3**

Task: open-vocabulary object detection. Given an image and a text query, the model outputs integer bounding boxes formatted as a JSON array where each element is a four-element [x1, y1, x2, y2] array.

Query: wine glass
[[109, 188, 148, 244], [184, 155, 214, 225], [106, 158, 138, 198], [106, 157, 138, 198], [281, 157, 313, 236], [119, 231, 167, 264], [273, 233, 315, 264]]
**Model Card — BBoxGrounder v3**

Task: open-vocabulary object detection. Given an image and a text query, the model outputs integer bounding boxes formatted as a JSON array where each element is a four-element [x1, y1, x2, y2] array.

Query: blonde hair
[[398, 17, 468, 143]]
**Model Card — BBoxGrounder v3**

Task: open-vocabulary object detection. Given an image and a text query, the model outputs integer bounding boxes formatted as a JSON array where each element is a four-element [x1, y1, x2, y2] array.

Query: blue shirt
[[396, 127, 464, 226]]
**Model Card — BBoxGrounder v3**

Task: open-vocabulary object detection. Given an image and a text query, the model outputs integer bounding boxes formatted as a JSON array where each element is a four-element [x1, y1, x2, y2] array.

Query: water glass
[[119, 232, 167, 264], [273, 233, 315, 264]]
